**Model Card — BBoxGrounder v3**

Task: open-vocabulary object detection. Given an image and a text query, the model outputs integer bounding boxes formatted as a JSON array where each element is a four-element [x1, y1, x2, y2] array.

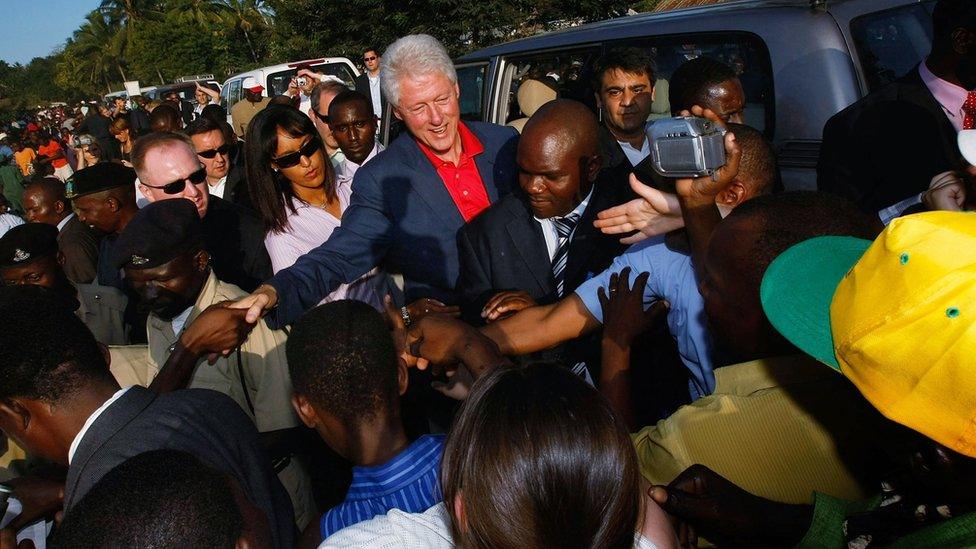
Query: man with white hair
[[231, 34, 519, 328]]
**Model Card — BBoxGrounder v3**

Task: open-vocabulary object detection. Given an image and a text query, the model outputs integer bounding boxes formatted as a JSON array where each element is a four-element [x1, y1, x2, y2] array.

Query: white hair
[[380, 34, 457, 107]]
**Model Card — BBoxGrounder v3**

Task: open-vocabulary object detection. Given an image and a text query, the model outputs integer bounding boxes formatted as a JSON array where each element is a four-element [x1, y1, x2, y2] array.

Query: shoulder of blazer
[[463, 193, 525, 237], [465, 121, 518, 148]]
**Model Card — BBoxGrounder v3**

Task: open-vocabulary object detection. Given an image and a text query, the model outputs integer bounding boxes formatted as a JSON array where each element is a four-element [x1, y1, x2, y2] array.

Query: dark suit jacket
[[597, 124, 668, 196], [202, 196, 273, 293], [222, 164, 252, 210], [355, 73, 388, 131], [64, 386, 294, 548], [456, 176, 628, 319], [818, 67, 960, 213], [267, 122, 518, 328], [58, 215, 100, 284]]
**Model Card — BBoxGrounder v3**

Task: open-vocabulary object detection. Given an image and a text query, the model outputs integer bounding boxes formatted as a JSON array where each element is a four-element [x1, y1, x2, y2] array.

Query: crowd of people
[[0, 1, 975, 547]]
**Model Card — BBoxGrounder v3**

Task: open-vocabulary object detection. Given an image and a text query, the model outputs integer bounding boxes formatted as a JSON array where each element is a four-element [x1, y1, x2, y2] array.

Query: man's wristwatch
[[400, 306, 412, 328]]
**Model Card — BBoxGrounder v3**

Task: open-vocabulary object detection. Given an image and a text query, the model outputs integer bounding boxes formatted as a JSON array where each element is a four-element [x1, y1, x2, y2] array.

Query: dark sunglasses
[[272, 137, 321, 168], [196, 144, 231, 159], [364, 56, 377, 62], [142, 166, 207, 194]]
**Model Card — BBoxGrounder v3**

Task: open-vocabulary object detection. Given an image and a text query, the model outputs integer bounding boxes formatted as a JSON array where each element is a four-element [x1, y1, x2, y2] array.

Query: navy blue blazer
[[267, 121, 518, 328]]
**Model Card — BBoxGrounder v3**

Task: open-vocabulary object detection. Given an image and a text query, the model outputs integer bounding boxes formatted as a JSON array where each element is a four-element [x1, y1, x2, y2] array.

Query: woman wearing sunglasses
[[246, 105, 389, 310]]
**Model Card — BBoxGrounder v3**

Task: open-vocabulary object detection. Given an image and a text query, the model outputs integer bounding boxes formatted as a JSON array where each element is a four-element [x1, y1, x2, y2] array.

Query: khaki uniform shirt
[[76, 283, 128, 346], [231, 97, 271, 139], [633, 355, 903, 504], [145, 272, 298, 433]]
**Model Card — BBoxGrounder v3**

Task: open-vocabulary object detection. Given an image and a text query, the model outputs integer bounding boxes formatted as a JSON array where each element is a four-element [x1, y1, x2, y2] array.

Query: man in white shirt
[[355, 47, 387, 133], [328, 89, 385, 185]]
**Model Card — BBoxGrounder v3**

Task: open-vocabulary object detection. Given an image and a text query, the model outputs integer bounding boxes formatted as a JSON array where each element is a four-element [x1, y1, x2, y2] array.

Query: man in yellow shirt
[[12, 139, 35, 177]]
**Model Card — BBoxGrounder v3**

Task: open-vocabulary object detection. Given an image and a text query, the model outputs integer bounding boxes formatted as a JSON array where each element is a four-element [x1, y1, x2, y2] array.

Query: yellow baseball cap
[[761, 211, 976, 457]]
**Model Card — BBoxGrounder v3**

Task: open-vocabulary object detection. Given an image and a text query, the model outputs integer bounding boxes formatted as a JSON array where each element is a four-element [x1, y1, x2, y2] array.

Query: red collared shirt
[[416, 122, 490, 222]]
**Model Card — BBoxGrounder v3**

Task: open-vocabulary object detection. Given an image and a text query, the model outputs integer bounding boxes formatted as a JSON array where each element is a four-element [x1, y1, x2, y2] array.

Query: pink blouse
[[264, 181, 389, 311]]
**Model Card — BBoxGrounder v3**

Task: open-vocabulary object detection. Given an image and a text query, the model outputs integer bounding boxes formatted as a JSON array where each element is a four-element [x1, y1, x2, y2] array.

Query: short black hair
[[184, 114, 223, 138], [50, 450, 244, 549], [669, 57, 738, 115], [328, 89, 374, 118], [26, 177, 70, 208], [0, 285, 114, 403], [727, 123, 777, 195], [286, 300, 399, 424], [591, 47, 656, 94], [729, 191, 883, 288], [932, 0, 976, 48]]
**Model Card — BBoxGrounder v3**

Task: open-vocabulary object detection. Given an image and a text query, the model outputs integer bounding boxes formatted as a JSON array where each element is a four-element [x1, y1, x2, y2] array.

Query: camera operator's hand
[[595, 173, 684, 244], [674, 106, 742, 208], [286, 77, 300, 97], [3, 476, 64, 532], [923, 170, 966, 212], [296, 69, 324, 94]]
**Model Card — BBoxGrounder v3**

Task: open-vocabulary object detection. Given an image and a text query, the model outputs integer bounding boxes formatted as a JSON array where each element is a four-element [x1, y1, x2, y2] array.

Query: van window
[[499, 48, 601, 126], [266, 62, 358, 97], [456, 63, 488, 121], [609, 33, 774, 135], [851, 2, 936, 92], [227, 79, 242, 107]]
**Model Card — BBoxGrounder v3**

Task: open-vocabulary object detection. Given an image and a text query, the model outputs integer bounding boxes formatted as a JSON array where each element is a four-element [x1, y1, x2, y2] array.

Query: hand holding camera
[[662, 106, 742, 207]]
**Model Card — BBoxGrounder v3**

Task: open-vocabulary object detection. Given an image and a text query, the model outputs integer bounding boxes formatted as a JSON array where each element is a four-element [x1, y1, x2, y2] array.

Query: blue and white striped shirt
[[320, 434, 445, 539]]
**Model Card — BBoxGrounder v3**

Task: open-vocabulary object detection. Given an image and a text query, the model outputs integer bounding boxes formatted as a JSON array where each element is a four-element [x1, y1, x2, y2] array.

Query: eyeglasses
[[312, 110, 329, 123], [142, 166, 207, 194], [196, 144, 231, 159], [364, 56, 377, 62], [272, 137, 321, 168]]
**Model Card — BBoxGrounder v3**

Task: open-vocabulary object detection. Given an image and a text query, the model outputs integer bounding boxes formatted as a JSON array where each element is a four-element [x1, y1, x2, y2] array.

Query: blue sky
[[0, 0, 101, 65]]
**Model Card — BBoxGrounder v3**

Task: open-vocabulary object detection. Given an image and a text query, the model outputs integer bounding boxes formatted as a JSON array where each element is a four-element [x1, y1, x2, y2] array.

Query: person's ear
[[716, 179, 747, 207], [54, 201, 65, 215], [291, 394, 318, 429], [586, 153, 603, 182], [392, 106, 404, 121], [98, 342, 111, 367], [396, 355, 409, 396], [194, 250, 210, 272], [953, 28, 976, 55], [57, 251, 66, 267], [137, 184, 154, 202]]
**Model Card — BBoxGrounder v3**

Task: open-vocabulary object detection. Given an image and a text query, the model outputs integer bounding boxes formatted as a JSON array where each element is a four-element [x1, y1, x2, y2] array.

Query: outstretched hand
[[481, 290, 536, 322], [228, 284, 278, 324], [595, 174, 684, 244], [598, 267, 668, 349], [179, 302, 255, 362], [674, 106, 742, 205]]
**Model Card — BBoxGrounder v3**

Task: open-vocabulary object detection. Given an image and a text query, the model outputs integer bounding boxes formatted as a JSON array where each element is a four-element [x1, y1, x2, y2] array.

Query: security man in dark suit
[[355, 46, 388, 134], [0, 285, 296, 547], [231, 35, 518, 328], [21, 177, 100, 284], [0, 223, 128, 345], [818, 0, 976, 215], [457, 99, 626, 378]]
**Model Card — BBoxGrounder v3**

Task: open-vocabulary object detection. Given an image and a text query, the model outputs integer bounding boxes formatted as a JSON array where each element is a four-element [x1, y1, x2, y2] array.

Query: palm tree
[[167, 0, 225, 26], [219, 0, 271, 62], [72, 11, 128, 88]]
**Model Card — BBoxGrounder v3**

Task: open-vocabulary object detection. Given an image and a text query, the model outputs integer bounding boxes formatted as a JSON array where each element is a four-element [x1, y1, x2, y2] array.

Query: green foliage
[[1, 0, 630, 112]]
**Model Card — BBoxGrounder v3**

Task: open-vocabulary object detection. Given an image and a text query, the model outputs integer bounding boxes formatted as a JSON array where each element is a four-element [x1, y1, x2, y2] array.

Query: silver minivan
[[439, 0, 936, 190]]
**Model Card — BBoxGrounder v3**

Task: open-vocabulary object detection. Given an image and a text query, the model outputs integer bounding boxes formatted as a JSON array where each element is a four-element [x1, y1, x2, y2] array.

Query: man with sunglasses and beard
[[186, 116, 249, 208], [112, 198, 316, 532], [132, 132, 272, 292]]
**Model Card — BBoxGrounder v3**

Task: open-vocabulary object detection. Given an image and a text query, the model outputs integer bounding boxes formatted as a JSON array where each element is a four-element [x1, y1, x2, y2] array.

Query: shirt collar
[[57, 212, 74, 232], [416, 121, 484, 168], [535, 185, 595, 222], [919, 58, 969, 124], [346, 434, 445, 499], [68, 386, 133, 464]]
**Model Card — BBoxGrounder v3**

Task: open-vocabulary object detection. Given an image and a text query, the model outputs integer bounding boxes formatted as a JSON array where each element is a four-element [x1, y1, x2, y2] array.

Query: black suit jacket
[[355, 73, 388, 131], [64, 386, 294, 548], [456, 174, 628, 319], [57, 215, 100, 284], [202, 196, 273, 292], [222, 164, 252, 210], [818, 67, 960, 213]]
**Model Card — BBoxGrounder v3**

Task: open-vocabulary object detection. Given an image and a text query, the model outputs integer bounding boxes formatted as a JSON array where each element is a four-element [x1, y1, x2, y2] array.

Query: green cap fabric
[[759, 236, 872, 370]]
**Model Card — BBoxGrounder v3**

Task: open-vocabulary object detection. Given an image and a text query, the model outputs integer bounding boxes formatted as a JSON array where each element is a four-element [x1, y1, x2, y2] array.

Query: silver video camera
[[649, 116, 727, 178]]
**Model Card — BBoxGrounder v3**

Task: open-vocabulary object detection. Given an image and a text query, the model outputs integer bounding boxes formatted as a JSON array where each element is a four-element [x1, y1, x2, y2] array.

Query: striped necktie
[[964, 90, 976, 130], [551, 213, 580, 298]]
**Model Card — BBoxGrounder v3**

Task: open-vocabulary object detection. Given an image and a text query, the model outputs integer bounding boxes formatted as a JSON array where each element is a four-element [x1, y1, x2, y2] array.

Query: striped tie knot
[[553, 213, 580, 239], [964, 90, 976, 130]]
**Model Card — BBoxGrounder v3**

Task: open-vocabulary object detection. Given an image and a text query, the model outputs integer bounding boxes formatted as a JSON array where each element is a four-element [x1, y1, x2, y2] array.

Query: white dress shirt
[[67, 386, 132, 464], [209, 175, 228, 199], [56, 212, 74, 232], [534, 187, 594, 261], [368, 74, 382, 120], [335, 142, 384, 185]]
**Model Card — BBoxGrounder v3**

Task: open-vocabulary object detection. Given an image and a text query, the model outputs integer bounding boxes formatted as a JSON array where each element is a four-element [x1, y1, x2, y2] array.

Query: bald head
[[517, 100, 603, 219], [521, 99, 599, 159]]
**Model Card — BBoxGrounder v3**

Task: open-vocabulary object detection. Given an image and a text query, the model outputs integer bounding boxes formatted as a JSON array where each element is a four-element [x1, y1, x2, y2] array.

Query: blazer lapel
[[566, 185, 611, 286], [401, 139, 466, 229], [899, 69, 959, 160], [63, 387, 158, 509], [506, 199, 554, 293]]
